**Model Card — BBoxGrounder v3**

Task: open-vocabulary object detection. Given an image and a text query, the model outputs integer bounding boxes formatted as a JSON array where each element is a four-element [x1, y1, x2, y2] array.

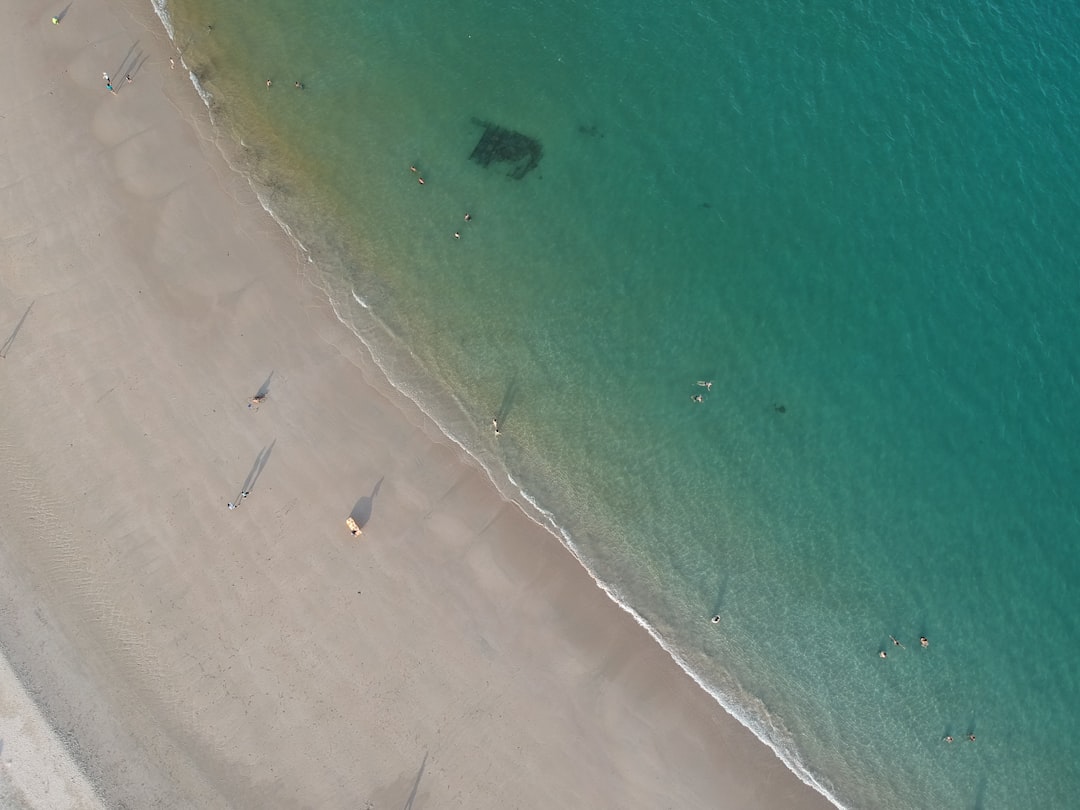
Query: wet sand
[[0, 1, 834, 807]]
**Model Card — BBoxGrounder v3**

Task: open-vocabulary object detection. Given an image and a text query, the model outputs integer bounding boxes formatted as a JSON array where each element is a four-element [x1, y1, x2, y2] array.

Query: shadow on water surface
[[494, 375, 520, 432]]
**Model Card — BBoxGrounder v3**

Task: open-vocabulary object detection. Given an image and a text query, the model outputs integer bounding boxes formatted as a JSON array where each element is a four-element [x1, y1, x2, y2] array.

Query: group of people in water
[[691, 380, 713, 403], [877, 634, 977, 743], [877, 633, 929, 658], [409, 165, 473, 239]]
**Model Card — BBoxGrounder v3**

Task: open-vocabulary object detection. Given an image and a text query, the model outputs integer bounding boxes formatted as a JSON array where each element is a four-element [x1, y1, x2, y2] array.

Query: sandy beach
[[0, 1, 834, 807]]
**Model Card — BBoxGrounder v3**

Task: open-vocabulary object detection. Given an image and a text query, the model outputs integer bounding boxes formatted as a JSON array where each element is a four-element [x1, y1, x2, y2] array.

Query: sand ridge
[[0, 1, 834, 808]]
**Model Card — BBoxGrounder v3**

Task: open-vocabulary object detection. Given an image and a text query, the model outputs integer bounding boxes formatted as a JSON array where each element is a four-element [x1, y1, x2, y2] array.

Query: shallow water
[[159, 0, 1080, 806]]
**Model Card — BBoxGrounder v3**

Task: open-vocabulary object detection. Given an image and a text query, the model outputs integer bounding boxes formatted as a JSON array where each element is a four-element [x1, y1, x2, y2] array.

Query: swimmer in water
[[697, 380, 713, 390], [920, 636, 929, 648], [879, 650, 887, 659], [890, 635, 905, 649], [710, 615, 720, 624]]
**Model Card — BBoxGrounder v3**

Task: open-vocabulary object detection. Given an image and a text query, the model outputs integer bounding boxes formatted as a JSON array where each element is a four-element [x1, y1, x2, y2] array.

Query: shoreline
[[0, 0, 835, 807]]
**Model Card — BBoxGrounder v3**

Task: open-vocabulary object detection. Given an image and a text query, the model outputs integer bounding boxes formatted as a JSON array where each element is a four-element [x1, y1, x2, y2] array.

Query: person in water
[[920, 636, 929, 648]]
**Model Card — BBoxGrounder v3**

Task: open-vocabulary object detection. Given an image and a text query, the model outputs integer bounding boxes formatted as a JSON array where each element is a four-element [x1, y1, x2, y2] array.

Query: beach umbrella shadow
[[350, 477, 384, 529]]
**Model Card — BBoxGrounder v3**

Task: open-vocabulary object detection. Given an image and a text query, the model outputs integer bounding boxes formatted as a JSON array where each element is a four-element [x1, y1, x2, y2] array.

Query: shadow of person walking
[[1, 301, 33, 359], [350, 477, 384, 529]]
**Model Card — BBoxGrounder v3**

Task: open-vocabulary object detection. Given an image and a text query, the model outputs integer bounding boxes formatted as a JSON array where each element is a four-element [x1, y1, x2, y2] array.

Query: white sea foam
[[145, 8, 842, 804]]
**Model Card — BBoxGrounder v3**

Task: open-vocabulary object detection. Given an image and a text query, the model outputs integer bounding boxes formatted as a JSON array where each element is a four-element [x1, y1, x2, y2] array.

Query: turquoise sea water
[[155, 0, 1080, 806]]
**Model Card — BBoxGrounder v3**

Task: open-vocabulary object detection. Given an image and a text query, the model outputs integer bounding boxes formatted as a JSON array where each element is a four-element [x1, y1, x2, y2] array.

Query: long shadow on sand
[[239, 440, 276, 496], [403, 752, 427, 810], [350, 477, 384, 529], [0, 301, 33, 359]]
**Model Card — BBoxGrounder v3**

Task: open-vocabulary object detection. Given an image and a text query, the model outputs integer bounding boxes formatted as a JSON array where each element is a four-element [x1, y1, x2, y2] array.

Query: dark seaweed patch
[[469, 119, 542, 180]]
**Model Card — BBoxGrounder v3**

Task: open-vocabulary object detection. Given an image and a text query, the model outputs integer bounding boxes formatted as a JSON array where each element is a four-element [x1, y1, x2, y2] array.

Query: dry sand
[[0, 1, 835, 807]]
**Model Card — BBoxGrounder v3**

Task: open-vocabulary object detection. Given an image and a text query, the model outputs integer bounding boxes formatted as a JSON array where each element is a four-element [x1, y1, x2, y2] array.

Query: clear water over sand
[[160, 0, 1080, 806]]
